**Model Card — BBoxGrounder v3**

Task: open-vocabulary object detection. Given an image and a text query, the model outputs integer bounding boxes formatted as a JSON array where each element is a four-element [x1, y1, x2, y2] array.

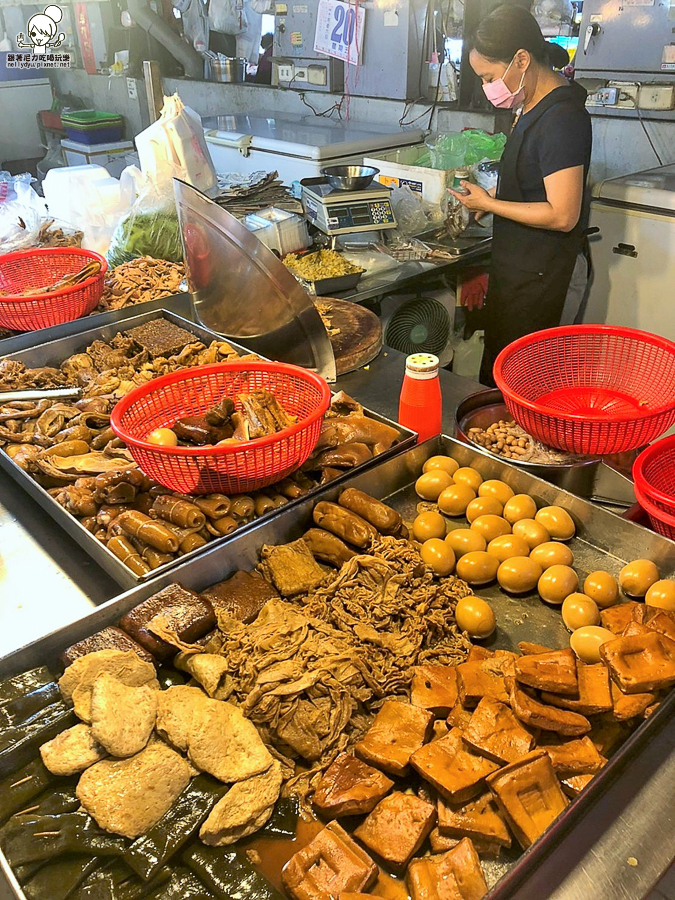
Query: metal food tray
[[0, 307, 415, 590], [0, 436, 673, 899]]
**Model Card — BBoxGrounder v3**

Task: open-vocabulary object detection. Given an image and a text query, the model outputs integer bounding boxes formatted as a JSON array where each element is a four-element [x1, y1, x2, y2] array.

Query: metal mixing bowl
[[320, 165, 380, 191]]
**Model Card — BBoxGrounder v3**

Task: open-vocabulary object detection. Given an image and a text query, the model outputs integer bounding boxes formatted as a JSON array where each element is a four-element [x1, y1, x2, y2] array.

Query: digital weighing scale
[[302, 181, 397, 236]]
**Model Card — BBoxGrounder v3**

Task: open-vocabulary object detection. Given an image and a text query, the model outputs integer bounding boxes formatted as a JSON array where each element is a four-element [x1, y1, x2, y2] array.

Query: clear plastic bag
[[107, 180, 182, 267], [0, 172, 47, 254], [391, 185, 445, 237]]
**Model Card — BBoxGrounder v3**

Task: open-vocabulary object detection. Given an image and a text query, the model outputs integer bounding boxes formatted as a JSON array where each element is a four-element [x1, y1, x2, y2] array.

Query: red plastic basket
[[493, 325, 675, 456], [633, 480, 675, 542], [0, 247, 107, 331], [633, 435, 675, 516], [110, 361, 331, 495]]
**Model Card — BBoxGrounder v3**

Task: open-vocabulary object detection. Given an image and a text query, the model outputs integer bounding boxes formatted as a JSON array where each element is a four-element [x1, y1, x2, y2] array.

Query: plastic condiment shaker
[[398, 353, 442, 442]]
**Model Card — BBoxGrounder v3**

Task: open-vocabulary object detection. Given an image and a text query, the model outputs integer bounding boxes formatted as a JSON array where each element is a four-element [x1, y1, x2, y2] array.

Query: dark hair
[[473, 5, 569, 69], [261, 32, 274, 49]]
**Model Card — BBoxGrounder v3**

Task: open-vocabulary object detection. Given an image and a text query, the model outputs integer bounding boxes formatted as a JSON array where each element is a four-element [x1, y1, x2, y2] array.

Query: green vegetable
[[107, 210, 183, 268], [182, 844, 283, 900], [147, 866, 216, 899], [22, 854, 100, 900], [2, 811, 128, 866]]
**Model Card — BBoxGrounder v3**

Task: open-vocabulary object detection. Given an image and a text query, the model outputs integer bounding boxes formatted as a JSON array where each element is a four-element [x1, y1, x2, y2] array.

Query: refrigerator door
[[585, 201, 675, 340]]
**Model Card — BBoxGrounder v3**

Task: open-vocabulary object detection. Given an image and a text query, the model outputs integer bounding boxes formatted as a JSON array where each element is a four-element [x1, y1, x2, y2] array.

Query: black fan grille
[[384, 296, 451, 356]]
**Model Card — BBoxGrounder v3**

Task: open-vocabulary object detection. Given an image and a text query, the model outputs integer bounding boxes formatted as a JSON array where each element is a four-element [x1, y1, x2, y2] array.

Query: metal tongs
[[0, 387, 81, 403]]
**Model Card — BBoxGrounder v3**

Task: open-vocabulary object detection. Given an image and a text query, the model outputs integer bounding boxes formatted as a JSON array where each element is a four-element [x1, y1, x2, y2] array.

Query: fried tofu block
[[411, 666, 459, 717], [447, 702, 473, 730], [456, 663, 509, 708], [355, 701, 433, 776], [429, 829, 503, 858], [610, 682, 658, 720], [600, 602, 641, 635], [437, 791, 511, 847], [407, 839, 488, 900], [487, 750, 569, 849], [600, 632, 675, 693], [560, 773, 594, 798], [540, 663, 613, 715], [282, 821, 377, 900], [515, 649, 578, 695], [312, 753, 394, 818], [508, 680, 591, 736], [540, 736, 606, 776], [518, 641, 554, 655], [410, 728, 499, 804], [353, 791, 436, 873], [463, 698, 534, 764]]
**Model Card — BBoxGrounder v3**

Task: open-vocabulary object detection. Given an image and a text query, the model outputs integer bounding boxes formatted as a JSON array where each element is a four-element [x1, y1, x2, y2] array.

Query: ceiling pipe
[[127, 0, 204, 80]]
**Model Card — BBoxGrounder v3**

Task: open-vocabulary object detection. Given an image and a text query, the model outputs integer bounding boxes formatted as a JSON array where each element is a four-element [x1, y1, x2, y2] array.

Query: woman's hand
[[449, 182, 496, 218]]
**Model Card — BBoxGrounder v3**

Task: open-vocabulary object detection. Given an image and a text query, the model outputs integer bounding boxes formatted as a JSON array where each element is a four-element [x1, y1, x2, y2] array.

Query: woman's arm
[[450, 165, 584, 233]]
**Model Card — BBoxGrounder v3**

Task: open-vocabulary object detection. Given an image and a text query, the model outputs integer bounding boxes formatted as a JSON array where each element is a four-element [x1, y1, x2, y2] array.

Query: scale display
[[303, 183, 397, 235]]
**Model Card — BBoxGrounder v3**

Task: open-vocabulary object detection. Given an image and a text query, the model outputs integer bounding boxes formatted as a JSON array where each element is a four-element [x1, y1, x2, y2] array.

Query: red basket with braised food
[[494, 325, 675, 456], [0, 247, 107, 331], [110, 361, 332, 494]]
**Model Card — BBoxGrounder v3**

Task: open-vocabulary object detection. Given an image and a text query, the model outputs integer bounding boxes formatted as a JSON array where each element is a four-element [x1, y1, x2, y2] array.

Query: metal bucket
[[209, 57, 247, 83]]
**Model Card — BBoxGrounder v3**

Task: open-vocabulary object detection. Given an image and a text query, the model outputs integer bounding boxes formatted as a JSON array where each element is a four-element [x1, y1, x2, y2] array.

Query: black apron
[[480, 89, 584, 386]]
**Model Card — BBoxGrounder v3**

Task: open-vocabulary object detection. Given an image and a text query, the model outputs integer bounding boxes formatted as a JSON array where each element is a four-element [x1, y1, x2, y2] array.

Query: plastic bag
[[425, 130, 506, 171], [135, 94, 217, 196], [0, 172, 47, 254], [107, 179, 182, 267], [391, 185, 445, 237]]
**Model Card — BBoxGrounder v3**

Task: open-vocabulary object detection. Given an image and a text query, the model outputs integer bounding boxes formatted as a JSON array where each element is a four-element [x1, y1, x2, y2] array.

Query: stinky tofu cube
[[600, 632, 675, 693], [282, 821, 377, 900], [463, 698, 534, 764], [406, 838, 488, 900], [437, 791, 511, 848], [353, 791, 436, 873], [411, 666, 459, 717], [456, 663, 509, 707], [355, 701, 433, 776], [410, 728, 499, 804], [540, 663, 613, 715], [514, 649, 578, 695], [312, 753, 394, 818], [487, 750, 569, 849], [600, 602, 641, 635], [539, 736, 606, 776]]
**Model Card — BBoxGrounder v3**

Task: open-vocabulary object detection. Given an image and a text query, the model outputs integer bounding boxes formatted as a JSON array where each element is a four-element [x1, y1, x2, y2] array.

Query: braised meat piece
[[407, 838, 488, 900], [355, 700, 433, 776], [282, 821, 377, 900], [462, 698, 534, 764], [610, 682, 658, 720], [40, 723, 107, 776], [487, 750, 568, 849], [437, 791, 511, 848], [239, 391, 296, 438], [411, 666, 459, 717], [353, 791, 437, 872], [539, 736, 606, 776], [60, 627, 155, 669], [600, 632, 675, 693], [410, 728, 499, 803], [202, 570, 279, 623], [200, 760, 283, 846], [540, 663, 612, 714], [259, 540, 326, 597], [312, 753, 394, 818], [119, 583, 216, 661], [456, 662, 509, 707], [600, 603, 641, 635], [508, 680, 591, 736], [514, 649, 578, 695], [89, 674, 157, 758]]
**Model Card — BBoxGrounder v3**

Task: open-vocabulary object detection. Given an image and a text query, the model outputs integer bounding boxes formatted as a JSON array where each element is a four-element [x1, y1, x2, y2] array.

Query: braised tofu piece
[[354, 791, 436, 873], [260, 539, 326, 597], [508, 680, 591, 736], [647, 611, 675, 643], [429, 829, 503, 858], [447, 702, 473, 730], [433, 720, 450, 742], [600, 603, 641, 635], [518, 641, 553, 655], [540, 663, 612, 715], [410, 728, 499, 804], [411, 666, 459, 717], [60, 627, 156, 669], [456, 663, 509, 707], [515, 649, 578, 695], [622, 622, 653, 638], [467, 647, 494, 663], [588, 715, 630, 757], [487, 750, 569, 849], [463, 698, 534, 764], [540, 736, 606, 776], [282, 821, 377, 900], [407, 838, 488, 900], [600, 632, 675, 693], [487, 651, 519, 679], [561, 773, 594, 798], [610, 682, 658, 720], [312, 753, 394, 818], [437, 791, 511, 848], [355, 701, 433, 776]]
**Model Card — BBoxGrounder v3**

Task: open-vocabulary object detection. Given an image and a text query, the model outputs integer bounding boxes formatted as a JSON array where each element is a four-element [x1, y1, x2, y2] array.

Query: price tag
[[314, 0, 365, 66]]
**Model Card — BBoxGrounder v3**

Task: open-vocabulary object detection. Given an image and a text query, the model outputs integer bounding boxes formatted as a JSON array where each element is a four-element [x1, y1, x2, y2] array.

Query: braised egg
[[478, 480, 515, 507], [503, 494, 538, 524], [456, 551, 499, 585], [535, 506, 576, 541], [453, 467, 484, 493], [421, 539, 456, 576], [584, 571, 619, 609], [471, 515, 511, 543], [561, 593, 601, 631], [454, 596, 496, 638], [513, 518, 551, 550], [146, 427, 178, 447], [487, 534, 531, 563], [466, 496, 503, 523], [570, 625, 614, 664], [498, 557, 542, 594], [445, 528, 487, 556], [645, 579, 675, 611], [538, 565, 579, 605], [412, 511, 447, 542], [423, 455, 460, 476], [530, 541, 574, 570], [415, 470, 454, 501], [438, 484, 476, 517], [619, 559, 660, 598]]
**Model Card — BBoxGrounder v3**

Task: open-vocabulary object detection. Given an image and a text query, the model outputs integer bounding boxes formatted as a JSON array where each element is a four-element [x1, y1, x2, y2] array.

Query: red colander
[[633, 435, 675, 517], [494, 325, 675, 456], [633, 479, 675, 542], [110, 361, 331, 495], [0, 247, 107, 331]]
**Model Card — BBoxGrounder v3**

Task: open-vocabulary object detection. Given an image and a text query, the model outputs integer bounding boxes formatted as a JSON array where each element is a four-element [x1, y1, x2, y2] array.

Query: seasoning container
[[398, 353, 442, 442]]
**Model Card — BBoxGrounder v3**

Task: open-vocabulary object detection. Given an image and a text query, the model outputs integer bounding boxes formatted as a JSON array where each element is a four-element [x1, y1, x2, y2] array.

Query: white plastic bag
[[135, 94, 217, 196], [0, 172, 46, 254]]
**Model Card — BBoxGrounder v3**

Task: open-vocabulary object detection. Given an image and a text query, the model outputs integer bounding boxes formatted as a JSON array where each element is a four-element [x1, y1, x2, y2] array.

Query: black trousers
[[479, 248, 578, 387]]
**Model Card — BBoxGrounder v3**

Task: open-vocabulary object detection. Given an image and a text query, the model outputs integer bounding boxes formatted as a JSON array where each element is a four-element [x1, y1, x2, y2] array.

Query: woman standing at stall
[[451, 5, 591, 385]]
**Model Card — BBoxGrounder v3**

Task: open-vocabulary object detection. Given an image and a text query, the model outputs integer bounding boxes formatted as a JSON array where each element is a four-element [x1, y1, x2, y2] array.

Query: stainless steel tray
[[0, 436, 673, 898], [0, 307, 415, 589]]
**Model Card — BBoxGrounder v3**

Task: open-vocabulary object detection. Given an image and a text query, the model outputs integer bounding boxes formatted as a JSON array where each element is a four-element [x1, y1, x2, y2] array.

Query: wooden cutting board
[[316, 297, 382, 376]]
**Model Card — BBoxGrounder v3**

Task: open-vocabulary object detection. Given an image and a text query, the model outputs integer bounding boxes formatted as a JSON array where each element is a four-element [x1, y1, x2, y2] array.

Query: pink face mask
[[482, 56, 526, 109]]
